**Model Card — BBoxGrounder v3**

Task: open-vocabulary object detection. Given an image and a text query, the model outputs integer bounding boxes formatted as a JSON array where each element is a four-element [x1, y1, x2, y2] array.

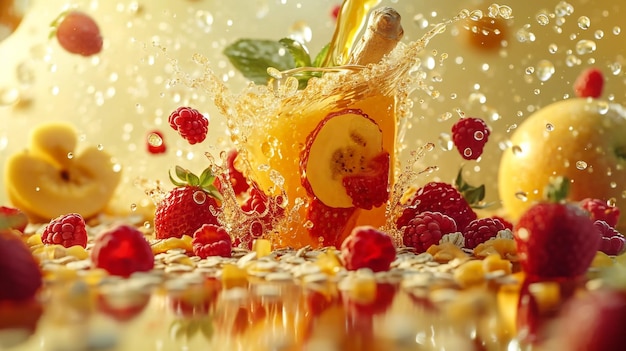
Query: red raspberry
[[579, 198, 620, 228], [331, 4, 341, 20], [491, 215, 513, 230], [340, 226, 396, 272], [42, 213, 88, 248], [91, 225, 154, 277], [594, 220, 626, 256], [574, 67, 604, 98], [168, 106, 209, 145], [225, 149, 250, 196], [192, 224, 232, 258], [451, 117, 490, 160], [396, 182, 477, 232], [401, 211, 457, 253], [462, 217, 507, 249], [146, 130, 166, 154]]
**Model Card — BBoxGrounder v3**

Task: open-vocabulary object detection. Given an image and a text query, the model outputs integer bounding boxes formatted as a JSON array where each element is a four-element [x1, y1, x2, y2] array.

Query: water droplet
[[545, 123, 554, 131], [35, 187, 40, 192], [148, 132, 163, 147], [143, 221, 151, 229], [575, 160, 588, 170], [498, 5, 513, 19], [548, 43, 558, 54], [511, 145, 523, 155], [97, 144, 104, 151], [474, 131, 484, 141], [16, 61, 36, 85], [0, 87, 19, 106], [515, 191, 528, 202], [613, 26, 621, 35], [193, 190, 206, 205], [577, 16, 591, 30], [67, 152, 74, 160], [594, 30, 604, 40], [597, 101, 609, 115], [555, 1, 574, 17], [288, 20, 313, 43], [536, 13, 550, 26], [469, 10, 483, 21], [536, 60, 555, 81], [438, 133, 454, 151], [506, 124, 518, 133], [575, 40, 596, 55], [608, 198, 617, 207], [267, 67, 282, 79], [463, 148, 473, 158], [130, 203, 137, 212]]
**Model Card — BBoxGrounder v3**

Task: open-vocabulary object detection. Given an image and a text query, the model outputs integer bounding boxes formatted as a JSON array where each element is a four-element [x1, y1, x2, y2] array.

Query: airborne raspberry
[[168, 106, 209, 145], [451, 117, 490, 160]]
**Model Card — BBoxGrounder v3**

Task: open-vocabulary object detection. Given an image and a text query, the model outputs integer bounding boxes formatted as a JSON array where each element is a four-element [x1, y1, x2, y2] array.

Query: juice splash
[[171, 4, 512, 249]]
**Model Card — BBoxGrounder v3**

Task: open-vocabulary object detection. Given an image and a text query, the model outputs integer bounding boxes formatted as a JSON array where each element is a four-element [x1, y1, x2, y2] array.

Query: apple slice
[[301, 109, 388, 209]]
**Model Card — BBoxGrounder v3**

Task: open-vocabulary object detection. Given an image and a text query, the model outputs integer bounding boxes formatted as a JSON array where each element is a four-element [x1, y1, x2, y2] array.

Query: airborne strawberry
[[154, 166, 223, 239]]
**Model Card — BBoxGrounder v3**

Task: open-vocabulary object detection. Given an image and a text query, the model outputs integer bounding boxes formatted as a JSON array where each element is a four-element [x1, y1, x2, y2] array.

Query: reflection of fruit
[[0, 230, 42, 301], [41, 213, 88, 248], [514, 195, 601, 280], [499, 99, 626, 232], [340, 226, 395, 272], [301, 109, 387, 209], [0, 298, 43, 348], [552, 289, 626, 351], [54, 11, 103, 57], [97, 290, 151, 322], [91, 225, 154, 277], [4, 122, 121, 221], [154, 166, 223, 239]]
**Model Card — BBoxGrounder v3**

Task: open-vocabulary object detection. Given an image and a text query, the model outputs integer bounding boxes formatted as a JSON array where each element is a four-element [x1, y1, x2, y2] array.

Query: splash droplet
[[575, 160, 588, 170], [577, 16, 591, 30], [515, 191, 528, 202], [536, 60, 555, 81], [193, 190, 207, 205]]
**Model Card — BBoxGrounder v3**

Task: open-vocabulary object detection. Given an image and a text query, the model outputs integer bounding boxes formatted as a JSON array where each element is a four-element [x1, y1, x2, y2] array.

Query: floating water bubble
[[515, 191, 528, 202], [438, 133, 454, 151], [577, 16, 591, 30], [594, 30, 604, 40], [525, 66, 535, 75], [609, 198, 618, 206], [193, 190, 206, 205], [575, 160, 588, 170], [130, 203, 137, 212], [555, 1, 574, 17], [548, 43, 558, 54], [613, 26, 621, 35], [545, 123, 554, 131], [575, 40, 596, 55], [474, 130, 484, 141], [16, 60, 35, 85], [148, 132, 163, 147], [597, 101, 609, 115], [0, 87, 19, 106], [511, 145, 523, 155], [536, 13, 550, 26], [67, 152, 74, 160], [536, 60, 555, 81], [498, 5, 513, 19], [463, 148, 473, 158], [288, 20, 313, 43], [506, 124, 517, 133]]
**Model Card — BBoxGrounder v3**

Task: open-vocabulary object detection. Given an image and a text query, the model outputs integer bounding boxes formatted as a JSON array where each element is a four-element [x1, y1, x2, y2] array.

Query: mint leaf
[[278, 38, 312, 68], [223, 39, 295, 84], [313, 43, 330, 67]]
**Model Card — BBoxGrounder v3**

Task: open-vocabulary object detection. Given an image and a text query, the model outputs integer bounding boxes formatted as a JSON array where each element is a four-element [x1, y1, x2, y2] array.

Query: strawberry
[[574, 67, 604, 98], [168, 106, 209, 145], [552, 289, 626, 351], [0, 206, 28, 233], [0, 230, 42, 301], [91, 225, 154, 277], [306, 198, 356, 248], [225, 149, 250, 196], [462, 217, 507, 249], [342, 152, 390, 210], [514, 178, 602, 280], [154, 166, 223, 239], [146, 130, 167, 154], [192, 224, 232, 258], [396, 182, 477, 232], [401, 211, 457, 253], [451, 117, 491, 160], [41, 213, 88, 248], [579, 198, 620, 228], [595, 220, 626, 256], [340, 226, 396, 272], [54, 11, 103, 57]]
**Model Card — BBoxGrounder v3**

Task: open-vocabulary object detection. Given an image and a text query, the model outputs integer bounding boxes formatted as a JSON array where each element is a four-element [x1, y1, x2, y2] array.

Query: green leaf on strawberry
[[454, 167, 488, 208], [169, 166, 223, 202]]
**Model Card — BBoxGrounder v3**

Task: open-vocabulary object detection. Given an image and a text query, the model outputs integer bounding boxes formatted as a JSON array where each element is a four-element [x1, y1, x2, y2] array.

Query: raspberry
[[146, 130, 167, 154], [462, 217, 507, 249], [401, 211, 457, 253], [168, 106, 209, 145], [396, 182, 477, 232], [192, 224, 232, 258], [594, 220, 626, 256], [340, 226, 396, 272], [491, 215, 513, 230], [574, 67, 604, 98], [451, 117, 490, 160], [579, 198, 620, 228], [41, 213, 88, 248], [91, 225, 154, 277]]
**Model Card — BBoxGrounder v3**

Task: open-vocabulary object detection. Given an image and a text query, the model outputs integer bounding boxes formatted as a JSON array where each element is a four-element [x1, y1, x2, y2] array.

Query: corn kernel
[[26, 234, 43, 247], [316, 249, 343, 275], [474, 238, 517, 259], [427, 242, 467, 263], [253, 239, 272, 258], [454, 260, 485, 288], [482, 254, 512, 275], [221, 263, 248, 288], [151, 235, 193, 254], [65, 245, 89, 260], [347, 274, 377, 304]]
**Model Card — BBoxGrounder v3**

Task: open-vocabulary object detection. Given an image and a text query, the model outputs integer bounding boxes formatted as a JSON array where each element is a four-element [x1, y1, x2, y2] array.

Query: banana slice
[[4, 122, 121, 221]]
